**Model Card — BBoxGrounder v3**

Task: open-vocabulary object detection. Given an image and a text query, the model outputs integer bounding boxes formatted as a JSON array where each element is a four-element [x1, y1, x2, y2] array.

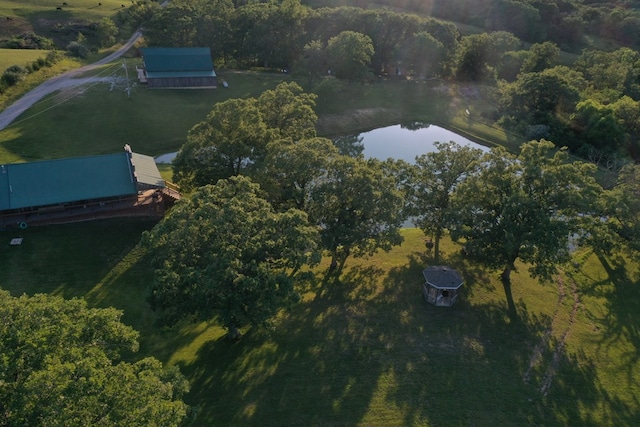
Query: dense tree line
[[312, 0, 640, 50], [133, 0, 640, 71], [496, 47, 640, 160], [133, 0, 459, 77]]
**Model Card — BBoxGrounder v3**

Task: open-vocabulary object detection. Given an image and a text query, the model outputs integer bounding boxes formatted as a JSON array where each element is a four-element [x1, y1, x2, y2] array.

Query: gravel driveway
[[0, 31, 142, 131]]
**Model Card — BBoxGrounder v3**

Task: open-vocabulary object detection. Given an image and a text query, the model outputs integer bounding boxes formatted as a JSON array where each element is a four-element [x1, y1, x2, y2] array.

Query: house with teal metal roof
[[140, 47, 217, 88], [0, 147, 172, 227]]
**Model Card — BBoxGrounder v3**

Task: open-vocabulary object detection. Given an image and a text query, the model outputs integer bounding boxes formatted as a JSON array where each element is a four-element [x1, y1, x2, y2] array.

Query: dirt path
[[0, 0, 175, 131], [522, 273, 580, 396], [0, 30, 142, 131]]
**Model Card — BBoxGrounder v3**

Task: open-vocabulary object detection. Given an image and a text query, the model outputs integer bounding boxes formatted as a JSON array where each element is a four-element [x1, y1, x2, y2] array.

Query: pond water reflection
[[154, 123, 489, 164], [340, 123, 490, 163]]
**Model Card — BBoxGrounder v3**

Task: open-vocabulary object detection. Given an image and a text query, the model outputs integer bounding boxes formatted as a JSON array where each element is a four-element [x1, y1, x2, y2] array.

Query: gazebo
[[422, 266, 463, 307]]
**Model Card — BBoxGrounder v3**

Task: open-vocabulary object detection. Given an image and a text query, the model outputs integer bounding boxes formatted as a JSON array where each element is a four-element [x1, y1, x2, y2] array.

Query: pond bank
[[316, 106, 523, 153], [316, 107, 404, 138]]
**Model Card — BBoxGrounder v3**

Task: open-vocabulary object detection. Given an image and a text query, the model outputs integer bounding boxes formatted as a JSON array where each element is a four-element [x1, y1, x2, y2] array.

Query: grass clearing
[[0, 224, 638, 425], [0, 48, 50, 70]]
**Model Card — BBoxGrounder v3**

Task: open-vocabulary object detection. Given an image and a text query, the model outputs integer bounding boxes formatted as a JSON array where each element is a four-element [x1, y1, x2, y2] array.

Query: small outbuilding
[[422, 266, 463, 307], [140, 47, 217, 88]]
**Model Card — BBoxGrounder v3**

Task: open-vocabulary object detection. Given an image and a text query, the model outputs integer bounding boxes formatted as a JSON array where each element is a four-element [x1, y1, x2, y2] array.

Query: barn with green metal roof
[[140, 47, 217, 88], [0, 146, 176, 227]]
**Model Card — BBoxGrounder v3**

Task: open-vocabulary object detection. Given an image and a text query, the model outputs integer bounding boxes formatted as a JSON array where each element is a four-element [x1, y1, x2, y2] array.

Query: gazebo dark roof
[[422, 266, 464, 290]]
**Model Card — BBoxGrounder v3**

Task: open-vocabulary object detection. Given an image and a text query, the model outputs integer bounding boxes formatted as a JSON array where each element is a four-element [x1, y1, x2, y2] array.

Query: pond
[[154, 123, 489, 164], [336, 123, 490, 163]]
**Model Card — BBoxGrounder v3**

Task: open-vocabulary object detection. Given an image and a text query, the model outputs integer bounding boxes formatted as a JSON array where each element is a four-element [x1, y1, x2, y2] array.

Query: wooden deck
[[0, 189, 171, 229]]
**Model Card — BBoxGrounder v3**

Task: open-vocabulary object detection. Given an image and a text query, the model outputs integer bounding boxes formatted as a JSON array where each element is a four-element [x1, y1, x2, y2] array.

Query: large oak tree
[[173, 83, 318, 192], [408, 141, 483, 261], [0, 292, 188, 426], [143, 176, 319, 338], [450, 140, 600, 316], [308, 156, 405, 273], [173, 97, 268, 191], [258, 137, 340, 211], [256, 82, 318, 141], [326, 31, 374, 81]]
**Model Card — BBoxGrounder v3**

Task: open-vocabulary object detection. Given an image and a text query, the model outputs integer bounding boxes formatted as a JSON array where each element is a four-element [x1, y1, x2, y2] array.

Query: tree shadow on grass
[[0, 218, 157, 300], [378, 258, 635, 426], [181, 266, 391, 425], [588, 254, 640, 383], [176, 246, 635, 426], [180, 256, 513, 425], [180, 260, 446, 425]]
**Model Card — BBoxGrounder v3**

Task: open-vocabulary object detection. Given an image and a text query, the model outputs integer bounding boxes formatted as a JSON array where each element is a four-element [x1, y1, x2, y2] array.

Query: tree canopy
[[450, 140, 600, 316], [499, 66, 585, 132], [408, 141, 483, 261], [173, 97, 268, 191], [256, 82, 318, 141], [326, 31, 374, 81], [589, 163, 640, 258], [308, 156, 405, 272], [143, 176, 319, 338], [0, 291, 188, 426], [172, 83, 318, 192], [257, 137, 340, 211]]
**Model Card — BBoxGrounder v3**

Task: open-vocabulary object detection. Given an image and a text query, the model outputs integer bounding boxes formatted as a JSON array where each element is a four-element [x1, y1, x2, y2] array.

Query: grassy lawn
[[0, 48, 50, 70], [0, 68, 293, 162], [0, 66, 521, 163], [0, 223, 638, 425]]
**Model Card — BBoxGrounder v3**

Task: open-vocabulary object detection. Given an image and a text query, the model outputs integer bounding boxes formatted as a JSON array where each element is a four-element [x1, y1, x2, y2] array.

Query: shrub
[[97, 17, 119, 47], [0, 32, 55, 50], [45, 51, 62, 66], [67, 41, 89, 58], [1, 65, 28, 87]]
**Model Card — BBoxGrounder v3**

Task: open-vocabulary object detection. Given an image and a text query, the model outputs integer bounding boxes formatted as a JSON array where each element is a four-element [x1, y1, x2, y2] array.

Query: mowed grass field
[[0, 48, 50, 71], [0, 221, 638, 425]]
